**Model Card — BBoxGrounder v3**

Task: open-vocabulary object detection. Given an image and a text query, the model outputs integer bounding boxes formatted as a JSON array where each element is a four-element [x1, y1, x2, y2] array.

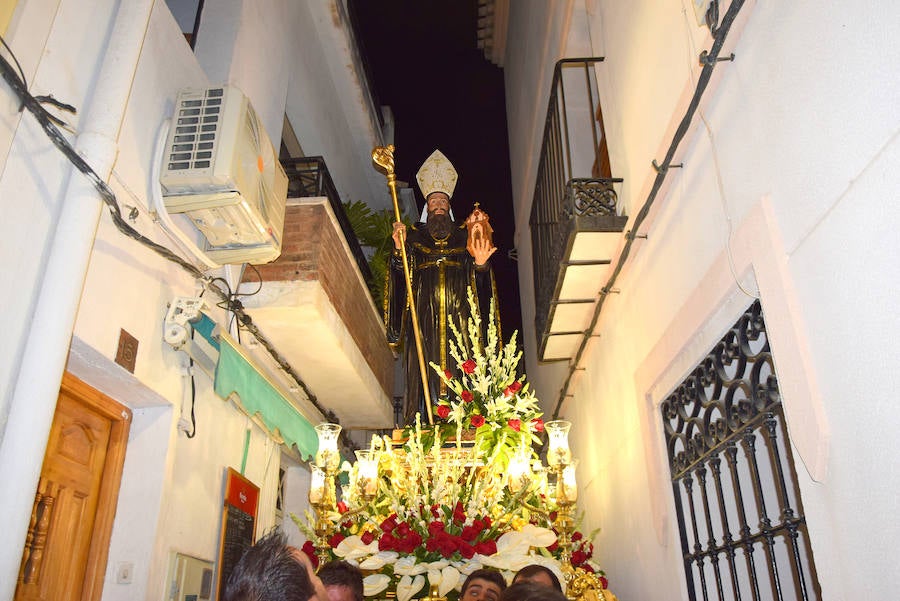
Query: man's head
[[317, 560, 364, 601], [223, 530, 323, 601], [500, 581, 568, 601], [460, 569, 507, 601], [511, 565, 562, 591], [425, 191, 455, 239]]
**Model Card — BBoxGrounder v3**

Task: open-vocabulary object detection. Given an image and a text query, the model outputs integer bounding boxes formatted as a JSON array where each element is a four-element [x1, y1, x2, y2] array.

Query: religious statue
[[384, 150, 499, 424]]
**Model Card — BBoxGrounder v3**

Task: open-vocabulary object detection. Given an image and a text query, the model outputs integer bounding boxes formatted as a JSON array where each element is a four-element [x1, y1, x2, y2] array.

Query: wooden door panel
[[15, 374, 130, 601]]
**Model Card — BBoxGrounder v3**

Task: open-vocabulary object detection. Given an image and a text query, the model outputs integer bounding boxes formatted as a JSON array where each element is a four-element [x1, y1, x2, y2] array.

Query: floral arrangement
[[292, 289, 605, 600]]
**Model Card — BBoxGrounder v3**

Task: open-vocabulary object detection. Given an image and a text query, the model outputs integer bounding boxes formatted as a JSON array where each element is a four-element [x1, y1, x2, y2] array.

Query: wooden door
[[15, 373, 131, 601]]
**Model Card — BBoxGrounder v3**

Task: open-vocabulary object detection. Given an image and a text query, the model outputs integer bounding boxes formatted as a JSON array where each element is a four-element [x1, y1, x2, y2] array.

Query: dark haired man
[[501, 581, 568, 601], [223, 530, 327, 601], [459, 568, 507, 601], [511, 564, 562, 592], [317, 560, 364, 601]]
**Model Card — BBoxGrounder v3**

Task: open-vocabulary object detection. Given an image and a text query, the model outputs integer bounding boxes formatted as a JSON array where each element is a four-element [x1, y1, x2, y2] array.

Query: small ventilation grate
[[166, 87, 224, 171]]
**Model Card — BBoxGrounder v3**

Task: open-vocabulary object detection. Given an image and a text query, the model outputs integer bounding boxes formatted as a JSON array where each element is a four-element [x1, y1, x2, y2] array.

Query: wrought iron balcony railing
[[281, 156, 374, 294], [529, 58, 628, 361]]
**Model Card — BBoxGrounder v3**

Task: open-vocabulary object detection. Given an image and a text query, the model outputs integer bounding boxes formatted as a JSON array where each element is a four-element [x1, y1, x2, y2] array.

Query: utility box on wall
[[165, 552, 214, 601]]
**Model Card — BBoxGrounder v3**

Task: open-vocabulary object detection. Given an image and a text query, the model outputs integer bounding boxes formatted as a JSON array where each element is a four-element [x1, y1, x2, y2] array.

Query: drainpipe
[[0, 0, 156, 596]]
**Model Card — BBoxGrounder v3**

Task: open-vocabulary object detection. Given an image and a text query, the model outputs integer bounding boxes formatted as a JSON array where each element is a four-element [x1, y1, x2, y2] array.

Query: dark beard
[[426, 212, 454, 240]]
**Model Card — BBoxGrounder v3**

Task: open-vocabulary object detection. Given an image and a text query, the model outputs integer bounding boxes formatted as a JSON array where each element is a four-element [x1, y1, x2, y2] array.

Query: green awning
[[213, 333, 318, 460]]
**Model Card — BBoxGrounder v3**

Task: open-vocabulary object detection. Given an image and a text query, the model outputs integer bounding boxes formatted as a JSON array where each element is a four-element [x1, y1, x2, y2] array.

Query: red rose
[[431, 504, 441, 519], [531, 418, 545, 432], [379, 533, 398, 551], [471, 518, 486, 533], [452, 501, 466, 524], [461, 390, 474, 403], [582, 564, 595, 573], [508, 419, 521, 431], [336, 501, 349, 514], [428, 521, 445, 536], [342, 520, 353, 529], [509, 381, 522, 394], [361, 531, 375, 545], [474, 539, 497, 556], [396, 521, 412, 537], [547, 540, 559, 553], [461, 525, 479, 542], [462, 359, 476, 374], [458, 540, 476, 559], [380, 515, 398, 533], [301, 540, 319, 569], [470, 414, 485, 428], [438, 537, 458, 558], [398, 531, 422, 554], [572, 531, 583, 542], [436, 404, 451, 419], [483, 516, 492, 529], [329, 533, 346, 548], [444, 369, 453, 380], [600, 576, 608, 589], [571, 550, 588, 566]]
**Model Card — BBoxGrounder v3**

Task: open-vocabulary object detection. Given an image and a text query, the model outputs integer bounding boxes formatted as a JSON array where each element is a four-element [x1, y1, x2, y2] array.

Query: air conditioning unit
[[160, 85, 288, 265]]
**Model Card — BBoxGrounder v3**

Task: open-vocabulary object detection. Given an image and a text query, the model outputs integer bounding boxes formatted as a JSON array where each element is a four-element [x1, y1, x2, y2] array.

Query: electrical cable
[[679, 2, 758, 300], [551, 0, 747, 419], [0, 34, 350, 446]]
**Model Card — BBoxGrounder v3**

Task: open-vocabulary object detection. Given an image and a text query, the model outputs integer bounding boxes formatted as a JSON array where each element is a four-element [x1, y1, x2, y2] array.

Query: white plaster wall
[[0, 0, 117, 432], [506, 0, 900, 599], [0, 0, 338, 598]]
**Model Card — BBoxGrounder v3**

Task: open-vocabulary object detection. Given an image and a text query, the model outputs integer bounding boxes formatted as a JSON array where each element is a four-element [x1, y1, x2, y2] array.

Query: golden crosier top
[[372, 144, 396, 176]]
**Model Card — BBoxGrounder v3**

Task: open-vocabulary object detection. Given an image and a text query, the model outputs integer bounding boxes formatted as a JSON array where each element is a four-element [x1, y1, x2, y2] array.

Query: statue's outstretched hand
[[392, 222, 407, 250], [470, 236, 497, 266]]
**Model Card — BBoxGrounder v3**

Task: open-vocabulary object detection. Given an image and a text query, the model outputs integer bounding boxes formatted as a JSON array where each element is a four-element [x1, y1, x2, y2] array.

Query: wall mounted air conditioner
[[160, 85, 288, 265]]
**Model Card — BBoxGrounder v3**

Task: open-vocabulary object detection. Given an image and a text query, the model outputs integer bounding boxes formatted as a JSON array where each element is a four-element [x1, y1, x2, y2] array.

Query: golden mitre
[[416, 149, 458, 200]]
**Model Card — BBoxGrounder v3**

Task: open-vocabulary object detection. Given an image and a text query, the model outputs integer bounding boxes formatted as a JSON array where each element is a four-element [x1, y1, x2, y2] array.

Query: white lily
[[363, 574, 391, 597], [439, 566, 462, 597], [393, 555, 428, 576], [396, 575, 426, 601], [334, 535, 379, 560], [358, 551, 399, 570]]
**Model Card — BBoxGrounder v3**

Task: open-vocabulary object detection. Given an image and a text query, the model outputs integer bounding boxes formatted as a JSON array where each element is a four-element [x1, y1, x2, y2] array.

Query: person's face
[[325, 584, 355, 601], [427, 193, 450, 216], [462, 578, 503, 601], [515, 572, 555, 589], [291, 548, 330, 601]]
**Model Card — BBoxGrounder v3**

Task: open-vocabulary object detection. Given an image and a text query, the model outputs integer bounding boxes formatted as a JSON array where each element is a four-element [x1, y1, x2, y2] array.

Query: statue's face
[[426, 192, 450, 216]]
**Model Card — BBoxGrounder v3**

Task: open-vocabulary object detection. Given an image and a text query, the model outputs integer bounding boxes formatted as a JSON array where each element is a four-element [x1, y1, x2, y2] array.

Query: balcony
[[238, 157, 395, 430], [530, 58, 628, 362]]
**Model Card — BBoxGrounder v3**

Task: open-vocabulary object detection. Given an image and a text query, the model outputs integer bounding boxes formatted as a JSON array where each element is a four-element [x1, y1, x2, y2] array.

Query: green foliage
[[342, 200, 404, 304]]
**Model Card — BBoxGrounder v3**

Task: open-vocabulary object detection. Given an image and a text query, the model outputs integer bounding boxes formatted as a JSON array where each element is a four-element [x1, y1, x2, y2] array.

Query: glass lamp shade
[[559, 460, 578, 503], [314, 423, 342, 471], [507, 450, 532, 493], [354, 449, 379, 497], [545, 420, 572, 467]]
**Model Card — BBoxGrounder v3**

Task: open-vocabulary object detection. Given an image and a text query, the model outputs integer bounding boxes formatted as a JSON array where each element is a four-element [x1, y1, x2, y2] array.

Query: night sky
[[350, 0, 522, 337]]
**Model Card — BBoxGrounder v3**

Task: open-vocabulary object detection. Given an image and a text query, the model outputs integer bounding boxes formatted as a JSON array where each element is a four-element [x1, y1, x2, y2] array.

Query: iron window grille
[[660, 300, 821, 600]]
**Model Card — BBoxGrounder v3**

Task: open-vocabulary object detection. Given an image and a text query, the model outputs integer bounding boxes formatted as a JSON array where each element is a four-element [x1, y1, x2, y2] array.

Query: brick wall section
[[250, 202, 394, 398]]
